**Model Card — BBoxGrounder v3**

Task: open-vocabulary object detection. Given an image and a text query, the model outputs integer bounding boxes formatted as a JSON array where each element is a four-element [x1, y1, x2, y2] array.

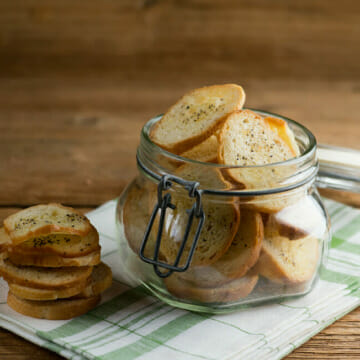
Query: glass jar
[[115, 109, 331, 313]]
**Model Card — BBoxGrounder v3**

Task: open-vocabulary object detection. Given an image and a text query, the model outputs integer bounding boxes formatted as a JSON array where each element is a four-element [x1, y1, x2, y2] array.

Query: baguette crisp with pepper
[[0, 204, 112, 320]]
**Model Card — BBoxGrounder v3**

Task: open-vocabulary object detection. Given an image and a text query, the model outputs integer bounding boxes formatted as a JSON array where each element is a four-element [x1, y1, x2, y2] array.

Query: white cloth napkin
[[0, 198, 359, 360]]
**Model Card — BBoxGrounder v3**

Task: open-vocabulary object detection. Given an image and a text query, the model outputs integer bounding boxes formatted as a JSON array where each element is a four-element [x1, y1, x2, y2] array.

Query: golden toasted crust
[[255, 234, 319, 284], [4, 204, 92, 245], [0, 258, 92, 289], [0, 228, 11, 253], [263, 117, 300, 157], [180, 135, 219, 163], [160, 196, 240, 267], [8, 249, 101, 267], [9, 279, 89, 301], [123, 180, 163, 259], [244, 189, 305, 214], [218, 110, 296, 186], [8, 262, 111, 301], [262, 212, 307, 240], [150, 84, 245, 154], [178, 210, 263, 287], [7, 292, 101, 320], [8, 225, 100, 258], [165, 272, 258, 303], [158, 164, 239, 267], [73, 262, 112, 298]]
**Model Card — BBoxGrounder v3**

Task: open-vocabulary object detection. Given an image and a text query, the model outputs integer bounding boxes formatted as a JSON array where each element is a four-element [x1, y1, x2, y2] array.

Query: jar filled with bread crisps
[[116, 85, 332, 313]]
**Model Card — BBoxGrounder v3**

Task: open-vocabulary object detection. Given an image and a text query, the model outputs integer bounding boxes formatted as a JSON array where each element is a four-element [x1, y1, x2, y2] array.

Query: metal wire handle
[[139, 174, 205, 278]]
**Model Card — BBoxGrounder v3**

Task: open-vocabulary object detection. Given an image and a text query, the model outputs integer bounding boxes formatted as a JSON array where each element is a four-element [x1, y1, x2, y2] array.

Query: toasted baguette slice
[[7, 292, 100, 320], [255, 234, 319, 284], [218, 110, 297, 188], [264, 195, 328, 240], [0, 228, 11, 253], [244, 189, 306, 214], [9, 225, 100, 258], [150, 84, 245, 154], [0, 258, 92, 289], [4, 204, 92, 245], [165, 272, 258, 303], [180, 135, 219, 163], [263, 117, 300, 157], [160, 165, 239, 266], [9, 262, 111, 301], [74, 262, 112, 298], [123, 180, 164, 259], [8, 249, 101, 267], [179, 210, 263, 287], [9, 278, 89, 301], [161, 198, 240, 266]]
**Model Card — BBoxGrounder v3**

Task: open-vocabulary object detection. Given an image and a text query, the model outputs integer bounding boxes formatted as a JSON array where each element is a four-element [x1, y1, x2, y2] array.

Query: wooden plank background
[[0, 0, 359, 358]]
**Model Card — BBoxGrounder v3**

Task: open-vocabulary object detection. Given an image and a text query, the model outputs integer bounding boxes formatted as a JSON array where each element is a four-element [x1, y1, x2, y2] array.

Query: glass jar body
[[115, 112, 330, 313]]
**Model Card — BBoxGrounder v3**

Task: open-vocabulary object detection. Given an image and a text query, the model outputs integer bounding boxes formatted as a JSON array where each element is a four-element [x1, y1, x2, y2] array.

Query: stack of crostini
[[123, 84, 322, 303], [0, 204, 112, 319]]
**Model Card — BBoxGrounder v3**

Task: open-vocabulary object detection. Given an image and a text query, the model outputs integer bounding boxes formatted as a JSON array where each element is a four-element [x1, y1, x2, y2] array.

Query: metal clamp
[[139, 174, 205, 278]]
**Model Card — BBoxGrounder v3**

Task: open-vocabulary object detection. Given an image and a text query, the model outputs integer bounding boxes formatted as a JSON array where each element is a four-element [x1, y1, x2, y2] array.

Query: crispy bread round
[[0, 228, 11, 253], [7, 292, 100, 320], [9, 225, 100, 257], [8, 249, 101, 267], [255, 234, 319, 284], [165, 272, 258, 303], [9, 278, 89, 301], [150, 84, 245, 154], [123, 180, 162, 259], [180, 135, 219, 163], [161, 199, 239, 266], [262, 195, 327, 239], [4, 204, 92, 245], [160, 165, 239, 266], [0, 258, 92, 289], [218, 110, 296, 184], [9, 262, 111, 301], [178, 210, 263, 287], [218, 110, 300, 213], [74, 262, 112, 298]]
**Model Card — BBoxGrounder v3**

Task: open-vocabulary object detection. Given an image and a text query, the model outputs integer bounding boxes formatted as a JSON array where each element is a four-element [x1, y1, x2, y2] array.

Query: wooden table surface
[[0, 0, 359, 359]]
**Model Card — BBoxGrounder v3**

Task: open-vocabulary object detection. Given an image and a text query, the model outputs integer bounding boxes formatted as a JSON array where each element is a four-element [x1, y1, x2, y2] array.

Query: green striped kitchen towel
[[0, 198, 359, 360]]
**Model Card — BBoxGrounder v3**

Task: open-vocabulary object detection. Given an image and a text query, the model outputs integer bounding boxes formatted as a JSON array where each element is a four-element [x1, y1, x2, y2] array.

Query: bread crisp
[[7, 292, 100, 320], [218, 110, 302, 212], [123, 180, 162, 259], [150, 84, 245, 154], [73, 262, 112, 298], [4, 204, 92, 245], [180, 135, 219, 163], [255, 234, 319, 284], [165, 272, 258, 303], [218, 110, 296, 188], [9, 225, 100, 257], [0, 228, 11, 253], [264, 195, 328, 240], [159, 165, 240, 266], [263, 117, 300, 157], [8, 249, 101, 267], [178, 210, 263, 287], [9, 278, 89, 301], [9, 262, 111, 301], [0, 258, 92, 289]]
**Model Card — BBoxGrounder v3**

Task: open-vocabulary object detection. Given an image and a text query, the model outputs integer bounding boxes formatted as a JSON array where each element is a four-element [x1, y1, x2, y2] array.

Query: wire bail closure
[[139, 174, 205, 278]]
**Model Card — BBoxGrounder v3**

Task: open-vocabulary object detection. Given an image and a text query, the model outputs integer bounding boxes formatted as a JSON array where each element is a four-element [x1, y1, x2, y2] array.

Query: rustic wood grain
[[0, 0, 359, 358]]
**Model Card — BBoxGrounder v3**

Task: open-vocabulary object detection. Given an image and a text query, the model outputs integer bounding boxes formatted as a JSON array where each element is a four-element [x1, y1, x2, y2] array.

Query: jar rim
[[141, 108, 317, 170]]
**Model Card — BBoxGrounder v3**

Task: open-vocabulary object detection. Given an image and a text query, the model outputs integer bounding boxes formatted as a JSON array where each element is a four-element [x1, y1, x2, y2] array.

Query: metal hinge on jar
[[139, 174, 205, 278]]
